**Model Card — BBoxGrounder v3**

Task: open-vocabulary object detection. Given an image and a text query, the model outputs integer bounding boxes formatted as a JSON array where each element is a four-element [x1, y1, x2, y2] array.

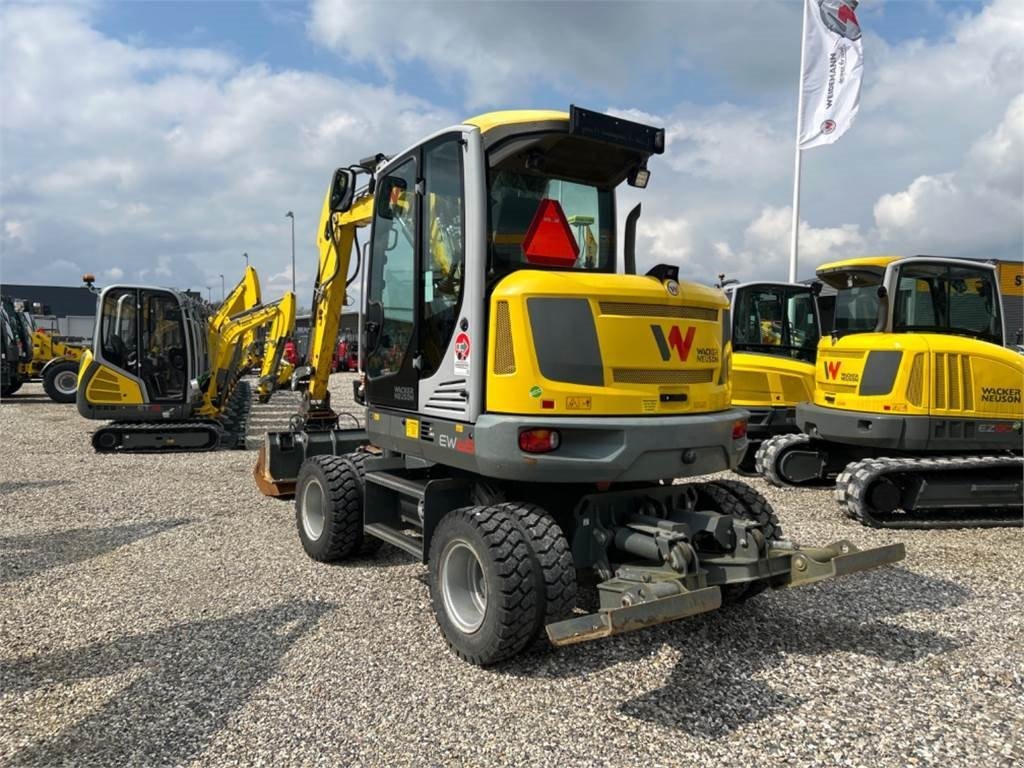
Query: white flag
[[798, 0, 864, 149]]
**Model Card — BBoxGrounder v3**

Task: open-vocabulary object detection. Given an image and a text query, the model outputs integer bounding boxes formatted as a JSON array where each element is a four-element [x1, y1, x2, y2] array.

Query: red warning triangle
[[522, 199, 580, 267]]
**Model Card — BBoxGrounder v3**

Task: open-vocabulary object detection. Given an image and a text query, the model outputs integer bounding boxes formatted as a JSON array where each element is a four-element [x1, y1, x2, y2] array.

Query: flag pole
[[789, 0, 809, 283]]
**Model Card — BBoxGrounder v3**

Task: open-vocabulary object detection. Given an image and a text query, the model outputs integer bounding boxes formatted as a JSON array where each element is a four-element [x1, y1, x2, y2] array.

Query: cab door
[[363, 133, 469, 413], [364, 155, 421, 410]]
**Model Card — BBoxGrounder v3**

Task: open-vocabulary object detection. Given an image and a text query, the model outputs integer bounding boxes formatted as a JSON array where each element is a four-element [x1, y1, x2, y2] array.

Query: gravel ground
[[1, 376, 1021, 767]]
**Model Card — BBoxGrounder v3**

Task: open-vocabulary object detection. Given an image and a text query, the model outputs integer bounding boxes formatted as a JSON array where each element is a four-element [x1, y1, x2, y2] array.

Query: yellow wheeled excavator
[[254, 107, 904, 666], [77, 270, 296, 452], [756, 255, 1024, 528], [719, 278, 821, 473]]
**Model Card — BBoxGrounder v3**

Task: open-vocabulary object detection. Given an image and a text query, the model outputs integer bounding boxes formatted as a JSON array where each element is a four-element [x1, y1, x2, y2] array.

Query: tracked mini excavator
[[254, 107, 904, 665], [256, 290, 296, 403], [756, 255, 1024, 528], [720, 279, 821, 473], [77, 271, 296, 452]]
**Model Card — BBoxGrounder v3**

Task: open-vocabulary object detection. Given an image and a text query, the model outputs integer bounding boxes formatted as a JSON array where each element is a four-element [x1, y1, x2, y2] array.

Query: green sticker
[[529, 385, 543, 398]]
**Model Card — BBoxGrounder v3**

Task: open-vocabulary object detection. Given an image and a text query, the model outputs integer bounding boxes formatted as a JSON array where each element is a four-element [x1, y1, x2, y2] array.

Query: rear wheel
[[428, 505, 540, 666], [295, 455, 369, 562], [43, 360, 79, 403], [696, 480, 781, 603], [2, 377, 23, 397], [492, 501, 577, 645]]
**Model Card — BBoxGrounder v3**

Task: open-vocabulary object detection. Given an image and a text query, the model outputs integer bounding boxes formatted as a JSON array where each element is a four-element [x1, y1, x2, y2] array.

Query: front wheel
[[428, 506, 541, 666], [43, 360, 79, 403], [295, 455, 369, 562]]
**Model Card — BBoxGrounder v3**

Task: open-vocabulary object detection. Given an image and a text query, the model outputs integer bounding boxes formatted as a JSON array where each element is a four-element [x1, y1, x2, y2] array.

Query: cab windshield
[[832, 270, 883, 336], [894, 262, 1003, 344], [733, 286, 819, 362]]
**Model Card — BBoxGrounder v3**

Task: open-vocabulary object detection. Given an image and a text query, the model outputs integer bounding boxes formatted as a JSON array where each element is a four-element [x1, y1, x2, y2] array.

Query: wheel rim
[[301, 477, 326, 541], [440, 539, 487, 634], [55, 370, 77, 395]]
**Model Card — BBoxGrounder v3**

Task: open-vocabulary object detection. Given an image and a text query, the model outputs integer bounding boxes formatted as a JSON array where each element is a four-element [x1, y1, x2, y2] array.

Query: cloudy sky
[[1, 0, 1021, 304]]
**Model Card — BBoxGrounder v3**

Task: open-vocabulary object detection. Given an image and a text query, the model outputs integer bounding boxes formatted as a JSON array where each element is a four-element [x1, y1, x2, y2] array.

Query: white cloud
[[0, 3, 456, 295], [103, 267, 124, 280], [873, 93, 1024, 256], [0, 0, 1019, 305], [308, 0, 803, 108]]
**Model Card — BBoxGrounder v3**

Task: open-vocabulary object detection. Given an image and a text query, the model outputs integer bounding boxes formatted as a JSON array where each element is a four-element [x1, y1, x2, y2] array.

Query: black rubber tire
[[2, 379, 23, 397], [705, 479, 783, 540], [428, 505, 540, 666], [43, 360, 79, 403], [695, 480, 781, 603], [295, 455, 367, 562], [492, 501, 577, 645], [338, 450, 382, 554]]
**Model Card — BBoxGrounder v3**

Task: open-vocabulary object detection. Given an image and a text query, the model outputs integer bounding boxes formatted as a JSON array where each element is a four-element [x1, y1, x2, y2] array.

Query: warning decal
[[454, 331, 471, 376]]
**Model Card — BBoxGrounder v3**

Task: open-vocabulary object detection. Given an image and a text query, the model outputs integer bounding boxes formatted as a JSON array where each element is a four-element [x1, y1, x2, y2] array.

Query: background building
[[0, 282, 98, 338]]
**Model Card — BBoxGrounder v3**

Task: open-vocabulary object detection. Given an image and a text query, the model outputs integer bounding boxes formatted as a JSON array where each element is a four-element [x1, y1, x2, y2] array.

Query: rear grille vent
[[822, 349, 866, 359], [88, 368, 123, 399], [493, 300, 516, 375], [933, 353, 972, 412], [612, 368, 714, 385], [905, 354, 924, 407], [425, 379, 468, 415], [599, 302, 717, 321], [961, 356, 973, 410]]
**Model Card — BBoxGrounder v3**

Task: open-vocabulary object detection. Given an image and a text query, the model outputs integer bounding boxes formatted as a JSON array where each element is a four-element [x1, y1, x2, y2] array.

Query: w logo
[[651, 325, 696, 362], [824, 360, 842, 380]]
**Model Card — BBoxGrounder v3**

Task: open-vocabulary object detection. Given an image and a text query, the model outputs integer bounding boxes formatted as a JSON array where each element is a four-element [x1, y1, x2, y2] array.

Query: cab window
[[365, 158, 417, 379], [100, 288, 138, 372], [895, 263, 1002, 343], [421, 138, 465, 378]]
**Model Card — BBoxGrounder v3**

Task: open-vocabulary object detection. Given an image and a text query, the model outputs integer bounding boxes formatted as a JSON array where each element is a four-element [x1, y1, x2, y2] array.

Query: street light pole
[[219, 274, 225, 301], [206, 286, 211, 303], [285, 211, 296, 295]]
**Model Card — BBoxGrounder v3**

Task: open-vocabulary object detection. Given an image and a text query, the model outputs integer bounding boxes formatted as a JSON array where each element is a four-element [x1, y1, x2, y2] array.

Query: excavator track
[[92, 421, 224, 453], [754, 433, 839, 488], [835, 454, 1024, 529]]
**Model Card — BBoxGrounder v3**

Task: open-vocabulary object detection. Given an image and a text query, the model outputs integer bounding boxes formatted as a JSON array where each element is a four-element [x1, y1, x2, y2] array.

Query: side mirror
[[329, 168, 356, 214]]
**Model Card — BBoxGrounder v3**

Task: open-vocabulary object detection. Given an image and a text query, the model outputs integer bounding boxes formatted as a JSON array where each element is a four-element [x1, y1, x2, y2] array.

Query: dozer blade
[[546, 586, 722, 647], [775, 540, 906, 589], [545, 539, 905, 648]]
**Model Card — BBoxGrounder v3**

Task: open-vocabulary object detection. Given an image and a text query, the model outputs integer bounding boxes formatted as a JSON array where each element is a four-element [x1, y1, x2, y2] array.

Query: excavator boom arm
[[257, 291, 297, 396], [305, 186, 374, 404]]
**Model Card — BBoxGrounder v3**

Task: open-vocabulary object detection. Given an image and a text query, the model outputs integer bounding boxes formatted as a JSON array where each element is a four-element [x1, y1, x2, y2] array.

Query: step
[[363, 523, 423, 558]]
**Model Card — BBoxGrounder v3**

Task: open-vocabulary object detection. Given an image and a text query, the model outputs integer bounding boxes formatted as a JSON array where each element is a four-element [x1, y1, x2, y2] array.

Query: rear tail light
[[732, 420, 747, 440], [519, 428, 560, 454]]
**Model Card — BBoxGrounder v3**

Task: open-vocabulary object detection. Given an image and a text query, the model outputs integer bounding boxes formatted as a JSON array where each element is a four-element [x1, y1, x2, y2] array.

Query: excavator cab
[[727, 282, 820, 474], [81, 286, 208, 414]]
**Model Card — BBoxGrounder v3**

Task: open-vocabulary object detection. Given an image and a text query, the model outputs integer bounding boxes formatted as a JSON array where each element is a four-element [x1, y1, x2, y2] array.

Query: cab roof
[[816, 255, 902, 274], [465, 110, 569, 134]]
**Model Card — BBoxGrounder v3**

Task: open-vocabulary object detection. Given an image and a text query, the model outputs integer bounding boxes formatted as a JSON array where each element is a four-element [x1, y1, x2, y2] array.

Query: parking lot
[[1, 375, 1021, 767]]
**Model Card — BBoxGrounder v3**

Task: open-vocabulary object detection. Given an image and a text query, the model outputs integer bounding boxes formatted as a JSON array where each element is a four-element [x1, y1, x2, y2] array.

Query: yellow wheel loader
[[1, 299, 90, 403], [77, 269, 296, 452], [255, 107, 904, 665], [721, 279, 820, 474], [756, 255, 1024, 528]]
